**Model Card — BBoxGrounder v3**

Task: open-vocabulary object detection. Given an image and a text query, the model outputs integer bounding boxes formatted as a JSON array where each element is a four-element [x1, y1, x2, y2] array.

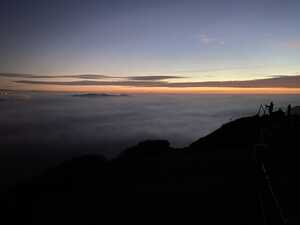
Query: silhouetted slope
[[190, 116, 261, 149], [3, 111, 300, 224]]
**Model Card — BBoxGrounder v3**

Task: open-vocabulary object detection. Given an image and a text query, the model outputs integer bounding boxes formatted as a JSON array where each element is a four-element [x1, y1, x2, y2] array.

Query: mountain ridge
[[3, 110, 300, 224]]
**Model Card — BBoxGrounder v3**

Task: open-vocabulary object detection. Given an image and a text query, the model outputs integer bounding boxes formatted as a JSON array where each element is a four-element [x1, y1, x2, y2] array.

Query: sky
[[1, 0, 300, 93]]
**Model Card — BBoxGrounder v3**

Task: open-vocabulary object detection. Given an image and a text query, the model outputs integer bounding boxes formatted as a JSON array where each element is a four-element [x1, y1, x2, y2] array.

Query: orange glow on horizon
[[10, 84, 300, 94]]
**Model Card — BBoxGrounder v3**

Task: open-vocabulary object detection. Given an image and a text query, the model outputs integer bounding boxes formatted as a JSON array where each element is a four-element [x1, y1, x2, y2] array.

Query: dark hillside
[[2, 110, 300, 225]]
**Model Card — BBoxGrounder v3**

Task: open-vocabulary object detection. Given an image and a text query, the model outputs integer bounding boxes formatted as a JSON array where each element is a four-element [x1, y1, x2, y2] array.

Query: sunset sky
[[1, 0, 300, 93]]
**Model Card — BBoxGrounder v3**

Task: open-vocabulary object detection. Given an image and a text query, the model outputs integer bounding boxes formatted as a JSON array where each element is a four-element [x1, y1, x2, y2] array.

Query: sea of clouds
[[0, 92, 299, 188]]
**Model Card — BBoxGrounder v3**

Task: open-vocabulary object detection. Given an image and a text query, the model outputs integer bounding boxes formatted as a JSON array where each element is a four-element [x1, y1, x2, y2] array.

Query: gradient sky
[[1, 0, 300, 93]]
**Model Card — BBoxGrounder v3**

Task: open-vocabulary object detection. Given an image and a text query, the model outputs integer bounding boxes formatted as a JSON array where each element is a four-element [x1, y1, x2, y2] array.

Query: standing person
[[265, 102, 274, 115], [269, 102, 274, 115]]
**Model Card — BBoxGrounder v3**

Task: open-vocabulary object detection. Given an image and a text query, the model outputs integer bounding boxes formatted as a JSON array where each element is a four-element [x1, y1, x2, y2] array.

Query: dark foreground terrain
[[2, 109, 300, 225]]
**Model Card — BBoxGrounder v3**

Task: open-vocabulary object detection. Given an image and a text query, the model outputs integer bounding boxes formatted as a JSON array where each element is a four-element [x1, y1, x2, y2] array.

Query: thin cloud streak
[[16, 80, 165, 87], [0, 73, 185, 81], [199, 33, 224, 46], [127, 76, 185, 81], [16, 75, 300, 88], [0, 73, 112, 79], [167, 76, 300, 88]]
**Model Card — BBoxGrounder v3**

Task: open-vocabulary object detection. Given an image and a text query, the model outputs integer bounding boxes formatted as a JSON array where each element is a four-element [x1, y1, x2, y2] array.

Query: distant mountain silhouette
[[2, 108, 300, 224], [72, 93, 130, 97]]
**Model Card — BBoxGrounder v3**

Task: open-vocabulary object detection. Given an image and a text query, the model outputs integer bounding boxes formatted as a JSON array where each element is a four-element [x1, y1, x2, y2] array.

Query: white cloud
[[199, 33, 224, 46]]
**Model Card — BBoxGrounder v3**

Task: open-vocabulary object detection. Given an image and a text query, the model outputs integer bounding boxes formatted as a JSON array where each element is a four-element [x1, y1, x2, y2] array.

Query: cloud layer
[[0, 73, 184, 81], [13, 75, 300, 88]]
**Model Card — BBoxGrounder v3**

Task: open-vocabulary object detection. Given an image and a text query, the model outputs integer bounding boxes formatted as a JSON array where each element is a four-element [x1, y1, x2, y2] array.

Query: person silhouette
[[269, 102, 274, 115], [265, 102, 274, 115]]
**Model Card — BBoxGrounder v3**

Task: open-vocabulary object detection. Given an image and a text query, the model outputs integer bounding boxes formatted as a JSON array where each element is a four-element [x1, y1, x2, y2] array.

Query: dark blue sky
[[1, 0, 300, 82]]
